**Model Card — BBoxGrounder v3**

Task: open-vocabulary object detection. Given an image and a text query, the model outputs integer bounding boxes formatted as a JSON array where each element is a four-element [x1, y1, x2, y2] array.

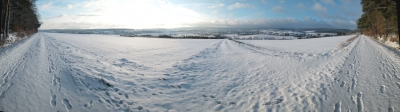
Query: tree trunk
[[6, 6, 9, 37], [1, 1, 5, 39], [0, 0, 4, 43], [2, 0, 9, 39], [397, 0, 400, 47]]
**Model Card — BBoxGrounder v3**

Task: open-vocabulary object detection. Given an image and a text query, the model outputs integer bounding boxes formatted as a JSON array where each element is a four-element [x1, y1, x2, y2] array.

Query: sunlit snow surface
[[0, 33, 399, 111]]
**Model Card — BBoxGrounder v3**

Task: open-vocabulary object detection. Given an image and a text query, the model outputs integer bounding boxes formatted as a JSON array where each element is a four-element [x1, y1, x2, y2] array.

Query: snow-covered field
[[240, 35, 355, 55], [0, 33, 399, 112], [238, 34, 298, 40], [224, 34, 298, 40]]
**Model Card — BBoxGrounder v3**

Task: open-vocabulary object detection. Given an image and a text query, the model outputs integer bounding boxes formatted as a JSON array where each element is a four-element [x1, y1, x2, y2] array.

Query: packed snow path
[[0, 33, 399, 111], [324, 35, 400, 112]]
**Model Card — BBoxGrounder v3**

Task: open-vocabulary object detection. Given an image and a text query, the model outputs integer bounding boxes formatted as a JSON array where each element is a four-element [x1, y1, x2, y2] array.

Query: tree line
[[0, 0, 41, 46], [357, 0, 397, 41]]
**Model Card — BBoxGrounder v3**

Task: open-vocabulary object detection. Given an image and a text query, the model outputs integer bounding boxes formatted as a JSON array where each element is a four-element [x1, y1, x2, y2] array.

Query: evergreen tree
[[0, 0, 40, 46], [357, 0, 397, 39]]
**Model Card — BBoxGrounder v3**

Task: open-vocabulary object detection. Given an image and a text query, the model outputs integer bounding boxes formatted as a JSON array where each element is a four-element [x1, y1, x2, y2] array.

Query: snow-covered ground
[[240, 35, 356, 55], [235, 34, 298, 40], [376, 35, 400, 50], [0, 33, 399, 111], [0, 33, 23, 48], [223, 34, 299, 40]]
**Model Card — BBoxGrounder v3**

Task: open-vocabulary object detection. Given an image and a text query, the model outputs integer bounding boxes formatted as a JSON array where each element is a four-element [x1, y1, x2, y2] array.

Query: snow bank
[[0, 33, 22, 48], [376, 35, 399, 49]]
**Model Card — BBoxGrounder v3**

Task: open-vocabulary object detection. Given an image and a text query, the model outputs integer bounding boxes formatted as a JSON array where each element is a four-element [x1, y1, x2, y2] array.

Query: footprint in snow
[[83, 100, 93, 109], [388, 107, 394, 112], [334, 102, 341, 112], [263, 98, 284, 106], [62, 98, 72, 111], [380, 85, 386, 93], [50, 95, 56, 107]]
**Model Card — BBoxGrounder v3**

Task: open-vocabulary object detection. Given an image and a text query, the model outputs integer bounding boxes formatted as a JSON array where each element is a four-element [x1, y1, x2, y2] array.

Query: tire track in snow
[[0, 83, 13, 100]]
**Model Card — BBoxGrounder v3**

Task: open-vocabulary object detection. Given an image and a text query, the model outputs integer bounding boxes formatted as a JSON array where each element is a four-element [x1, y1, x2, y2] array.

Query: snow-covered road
[[324, 35, 400, 112], [0, 33, 399, 111]]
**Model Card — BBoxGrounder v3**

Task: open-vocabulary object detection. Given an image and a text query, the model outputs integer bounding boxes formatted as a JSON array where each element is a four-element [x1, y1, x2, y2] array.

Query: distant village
[[42, 29, 355, 40]]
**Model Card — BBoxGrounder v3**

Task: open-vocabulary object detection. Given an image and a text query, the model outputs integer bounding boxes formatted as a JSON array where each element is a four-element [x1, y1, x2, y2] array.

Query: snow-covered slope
[[240, 35, 356, 54], [0, 33, 399, 112]]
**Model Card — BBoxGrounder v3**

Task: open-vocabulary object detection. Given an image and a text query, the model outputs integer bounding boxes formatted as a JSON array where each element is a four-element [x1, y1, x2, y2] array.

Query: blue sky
[[37, 0, 362, 29]]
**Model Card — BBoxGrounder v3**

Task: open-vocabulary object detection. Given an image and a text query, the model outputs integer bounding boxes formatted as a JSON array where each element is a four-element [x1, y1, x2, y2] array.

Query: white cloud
[[208, 3, 225, 8], [66, 4, 74, 9], [41, 2, 54, 10], [77, 14, 99, 17], [41, 0, 112, 10], [79, 0, 115, 8], [321, 0, 335, 5], [296, 3, 305, 9], [45, 14, 68, 19], [39, 0, 359, 29], [272, 6, 288, 13], [261, 0, 267, 4], [157, 0, 170, 4], [312, 3, 327, 13], [184, 17, 357, 29], [311, 3, 353, 21], [61, 14, 68, 17], [40, 0, 206, 29], [227, 3, 255, 10]]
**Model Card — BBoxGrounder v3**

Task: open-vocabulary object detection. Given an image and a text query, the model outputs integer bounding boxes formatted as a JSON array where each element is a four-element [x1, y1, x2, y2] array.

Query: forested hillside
[[357, 0, 398, 41], [0, 0, 41, 46]]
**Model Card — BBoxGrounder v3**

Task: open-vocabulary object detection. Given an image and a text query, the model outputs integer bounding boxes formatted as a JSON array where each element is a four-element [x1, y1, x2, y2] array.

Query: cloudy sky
[[37, 0, 362, 29]]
